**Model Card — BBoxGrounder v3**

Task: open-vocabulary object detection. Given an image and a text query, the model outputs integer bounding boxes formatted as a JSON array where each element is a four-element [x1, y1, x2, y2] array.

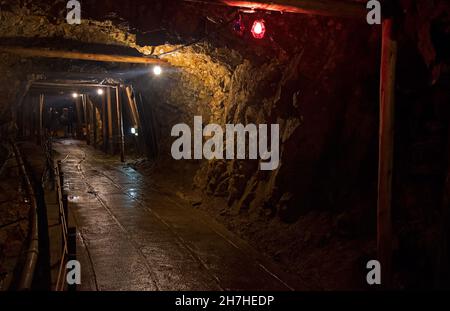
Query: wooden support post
[[125, 86, 142, 153], [116, 86, 125, 162], [29, 97, 33, 139], [18, 97, 24, 137], [82, 95, 90, 145], [106, 87, 114, 154], [33, 96, 39, 144], [102, 91, 107, 153], [377, 18, 397, 288], [91, 98, 97, 148], [125, 86, 141, 128], [38, 94, 44, 144], [28, 96, 32, 138], [75, 97, 83, 139], [16, 83, 31, 138], [24, 96, 29, 137]]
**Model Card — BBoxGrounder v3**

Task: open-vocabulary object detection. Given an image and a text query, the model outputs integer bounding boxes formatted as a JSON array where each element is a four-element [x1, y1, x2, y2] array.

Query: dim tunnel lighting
[[153, 65, 162, 76], [131, 127, 138, 136], [251, 19, 266, 39], [97, 88, 104, 95]]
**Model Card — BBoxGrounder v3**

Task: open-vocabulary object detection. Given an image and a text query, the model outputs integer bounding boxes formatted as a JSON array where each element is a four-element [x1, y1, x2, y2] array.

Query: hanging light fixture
[[153, 65, 162, 76], [251, 19, 266, 39]]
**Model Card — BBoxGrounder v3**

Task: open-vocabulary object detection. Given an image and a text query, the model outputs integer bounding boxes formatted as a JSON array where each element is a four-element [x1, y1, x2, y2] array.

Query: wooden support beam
[[38, 94, 44, 144], [125, 86, 141, 129], [106, 87, 114, 155], [91, 98, 98, 148], [14, 81, 32, 135], [116, 86, 125, 162], [125, 86, 143, 154], [184, 0, 365, 18], [32, 82, 114, 89], [0, 46, 168, 65], [75, 97, 83, 139], [82, 95, 90, 145], [102, 92, 108, 153], [377, 18, 397, 288], [32, 96, 38, 143]]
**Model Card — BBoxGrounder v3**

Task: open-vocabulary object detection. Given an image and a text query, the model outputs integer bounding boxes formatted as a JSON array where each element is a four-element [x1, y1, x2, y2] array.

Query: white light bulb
[[72, 92, 78, 98], [153, 65, 162, 76], [97, 88, 104, 95]]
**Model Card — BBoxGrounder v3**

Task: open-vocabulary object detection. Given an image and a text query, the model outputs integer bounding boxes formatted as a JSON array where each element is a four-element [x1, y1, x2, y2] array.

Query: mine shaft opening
[[19, 75, 160, 161]]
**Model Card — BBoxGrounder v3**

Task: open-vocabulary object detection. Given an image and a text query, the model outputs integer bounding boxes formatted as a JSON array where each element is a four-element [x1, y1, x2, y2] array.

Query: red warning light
[[251, 19, 266, 39]]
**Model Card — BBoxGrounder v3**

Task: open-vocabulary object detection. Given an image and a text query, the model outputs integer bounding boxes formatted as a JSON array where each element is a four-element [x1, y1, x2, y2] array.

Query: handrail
[[54, 160, 71, 291], [12, 142, 39, 290]]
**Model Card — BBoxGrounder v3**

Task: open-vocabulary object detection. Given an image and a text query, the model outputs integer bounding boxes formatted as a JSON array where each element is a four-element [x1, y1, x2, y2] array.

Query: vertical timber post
[[38, 93, 44, 145], [82, 95, 90, 145], [92, 98, 97, 148], [102, 90, 107, 153], [33, 96, 39, 144], [125, 86, 142, 154], [116, 86, 125, 162], [106, 87, 114, 154], [377, 18, 397, 288], [75, 97, 83, 139]]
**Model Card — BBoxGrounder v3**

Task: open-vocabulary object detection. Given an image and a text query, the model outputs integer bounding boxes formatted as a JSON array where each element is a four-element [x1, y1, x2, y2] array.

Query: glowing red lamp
[[251, 19, 266, 39]]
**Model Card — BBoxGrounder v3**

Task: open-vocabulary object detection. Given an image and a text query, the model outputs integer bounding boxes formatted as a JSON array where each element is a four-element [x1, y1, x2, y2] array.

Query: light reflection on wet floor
[[54, 139, 295, 291]]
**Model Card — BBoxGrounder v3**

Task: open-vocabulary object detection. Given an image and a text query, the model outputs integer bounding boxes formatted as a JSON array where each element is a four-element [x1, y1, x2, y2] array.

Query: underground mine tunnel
[[0, 0, 450, 294]]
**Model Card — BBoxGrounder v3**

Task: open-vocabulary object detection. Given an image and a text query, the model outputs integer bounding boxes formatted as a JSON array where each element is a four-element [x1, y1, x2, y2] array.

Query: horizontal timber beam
[[0, 46, 168, 65], [31, 82, 114, 88], [184, 0, 365, 18]]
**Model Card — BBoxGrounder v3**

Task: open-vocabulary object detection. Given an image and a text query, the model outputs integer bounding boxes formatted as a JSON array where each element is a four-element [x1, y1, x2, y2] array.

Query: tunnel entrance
[[16, 77, 159, 163]]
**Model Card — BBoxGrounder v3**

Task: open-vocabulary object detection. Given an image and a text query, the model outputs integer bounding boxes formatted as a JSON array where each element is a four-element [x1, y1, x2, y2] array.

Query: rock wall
[[140, 15, 380, 225]]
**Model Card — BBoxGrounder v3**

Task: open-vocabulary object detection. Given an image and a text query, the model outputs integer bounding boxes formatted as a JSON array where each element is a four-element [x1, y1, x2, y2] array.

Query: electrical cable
[[154, 11, 239, 58]]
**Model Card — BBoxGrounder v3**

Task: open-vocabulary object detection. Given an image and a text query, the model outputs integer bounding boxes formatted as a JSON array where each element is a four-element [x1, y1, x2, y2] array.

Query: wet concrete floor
[[54, 139, 294, 291]]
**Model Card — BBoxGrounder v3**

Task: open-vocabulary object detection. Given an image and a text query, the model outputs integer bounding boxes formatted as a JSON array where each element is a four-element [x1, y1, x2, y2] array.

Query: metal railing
[[12, 142, 39, 290], [54, 160, 76, 291]]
